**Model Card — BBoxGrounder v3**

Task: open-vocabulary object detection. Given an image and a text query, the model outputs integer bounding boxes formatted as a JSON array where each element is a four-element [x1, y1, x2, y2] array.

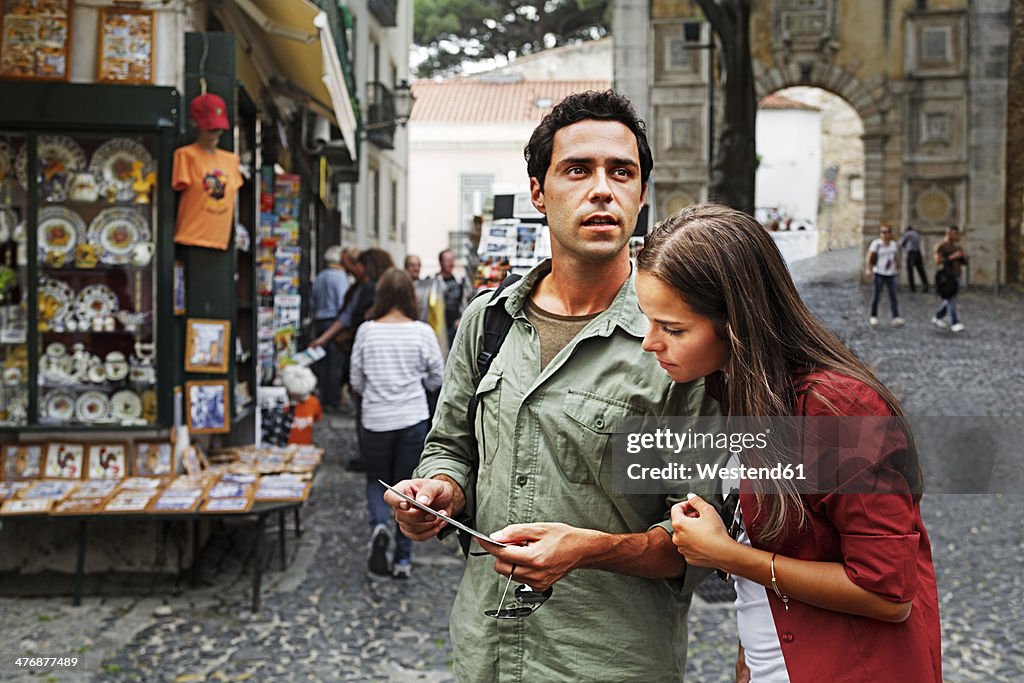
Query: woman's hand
[[670, 495, 736, 569]]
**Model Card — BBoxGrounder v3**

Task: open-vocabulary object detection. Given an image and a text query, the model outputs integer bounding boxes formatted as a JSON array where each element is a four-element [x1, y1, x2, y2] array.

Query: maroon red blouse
[[739, 371, 942, 682]]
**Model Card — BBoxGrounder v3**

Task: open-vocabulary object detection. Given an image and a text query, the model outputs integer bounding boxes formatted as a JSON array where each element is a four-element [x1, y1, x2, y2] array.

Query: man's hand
[[383, 476, 464, 541], [478, 523, 600, 591]]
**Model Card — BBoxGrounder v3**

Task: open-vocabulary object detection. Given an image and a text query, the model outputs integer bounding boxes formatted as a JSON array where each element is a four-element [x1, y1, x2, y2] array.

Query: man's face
[[439, 251, 454, 275], [947, 228, 960, 243], [406, 257, 421, 280], [530, 119, 646, 265], [880, 226, 892, 242]]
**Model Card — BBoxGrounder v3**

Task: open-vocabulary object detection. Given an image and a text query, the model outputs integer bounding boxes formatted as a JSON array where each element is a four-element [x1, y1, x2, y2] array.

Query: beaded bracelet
[[770, 553, 790, 611]]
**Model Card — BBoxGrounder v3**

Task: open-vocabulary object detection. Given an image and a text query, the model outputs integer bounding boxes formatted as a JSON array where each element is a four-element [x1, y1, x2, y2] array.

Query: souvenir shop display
[[255, 168, 303, 383], [1, 132, 164, 430], [0, 0, 72, 81], [96, 8, 155, 85]]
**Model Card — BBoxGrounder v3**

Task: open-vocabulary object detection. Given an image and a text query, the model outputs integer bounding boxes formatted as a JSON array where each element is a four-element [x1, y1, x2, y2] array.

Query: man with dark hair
[[435, 248, 470, 346], [384, 90, 718, 680], [898, 225, 928, 293], [932, 225, 968, 332]]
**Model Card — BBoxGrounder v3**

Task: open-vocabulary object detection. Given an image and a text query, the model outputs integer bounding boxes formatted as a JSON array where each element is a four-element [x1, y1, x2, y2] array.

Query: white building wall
[[408, 122, 536, 273], [346, 0, 413, 258], [755, 109, 822, 228]]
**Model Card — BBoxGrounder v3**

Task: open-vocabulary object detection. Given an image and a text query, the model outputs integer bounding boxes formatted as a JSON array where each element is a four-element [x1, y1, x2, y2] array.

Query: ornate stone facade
[[615, 0, 1013, 284]]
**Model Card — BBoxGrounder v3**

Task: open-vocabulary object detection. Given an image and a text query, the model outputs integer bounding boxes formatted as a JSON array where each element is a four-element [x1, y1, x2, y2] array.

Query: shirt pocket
[[559, 389, 637, 485], [473, 370, 502, 470]]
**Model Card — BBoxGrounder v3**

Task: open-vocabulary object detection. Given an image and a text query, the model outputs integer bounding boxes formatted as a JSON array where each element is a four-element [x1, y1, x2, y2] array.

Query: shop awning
[[227, 0, 358, 159]]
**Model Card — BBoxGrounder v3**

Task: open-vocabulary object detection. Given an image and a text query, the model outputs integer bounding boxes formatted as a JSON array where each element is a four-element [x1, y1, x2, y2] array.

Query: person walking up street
[[310, 245, 350, 411], [350, 268, 444, 579], [932, 226, 969, 333], [866, 224, 905, 327], [899, 225, 929, 293]]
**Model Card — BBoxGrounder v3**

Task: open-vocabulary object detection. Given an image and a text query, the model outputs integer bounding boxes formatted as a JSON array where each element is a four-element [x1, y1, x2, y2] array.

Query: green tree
[[414, 0, 612, 77]]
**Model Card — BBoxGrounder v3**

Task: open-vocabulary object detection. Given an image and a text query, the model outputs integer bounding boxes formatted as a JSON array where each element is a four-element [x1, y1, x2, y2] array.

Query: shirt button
[[781, 632, 794, 643], [516, 475, 528, 486], [594, 417, 605, 429]]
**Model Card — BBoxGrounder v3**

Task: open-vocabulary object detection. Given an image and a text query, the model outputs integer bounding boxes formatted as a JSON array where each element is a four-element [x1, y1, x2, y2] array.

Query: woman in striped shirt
[[351, 267, 445, 578]]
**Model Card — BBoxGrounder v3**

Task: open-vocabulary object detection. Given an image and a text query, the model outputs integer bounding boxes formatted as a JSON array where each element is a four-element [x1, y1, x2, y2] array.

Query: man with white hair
[[310, 245, 350, 411]]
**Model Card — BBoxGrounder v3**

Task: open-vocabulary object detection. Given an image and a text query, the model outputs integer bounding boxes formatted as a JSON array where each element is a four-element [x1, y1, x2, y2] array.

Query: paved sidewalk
[[1, 247, 1021, 682]]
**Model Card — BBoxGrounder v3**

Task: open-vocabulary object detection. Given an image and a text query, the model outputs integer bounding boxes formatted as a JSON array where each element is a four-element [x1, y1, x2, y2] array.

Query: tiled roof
[[759, 93, 821, 111], [410, 79, 612, 123]]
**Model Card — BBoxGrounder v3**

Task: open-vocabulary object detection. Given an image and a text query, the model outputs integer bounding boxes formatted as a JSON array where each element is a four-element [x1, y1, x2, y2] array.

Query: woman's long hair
[[368, 268, 418, 321], [636, 203, 922, 541]]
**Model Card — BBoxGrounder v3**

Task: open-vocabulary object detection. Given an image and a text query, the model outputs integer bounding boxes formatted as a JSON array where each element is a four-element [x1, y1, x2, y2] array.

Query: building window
[[921, 27, 950, 63], [389, 179, 398, 239], [460, 173, 494, 236], [339, 183, 355, 233], [448, 230, 469, 264], [848, 175, 864, 202], [923, 112, 949, 143], [369, 169, 379, 238], [668, 39, 694, 69]]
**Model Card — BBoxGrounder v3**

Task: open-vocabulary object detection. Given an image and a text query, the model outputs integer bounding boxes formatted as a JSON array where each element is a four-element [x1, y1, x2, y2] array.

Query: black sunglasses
[[470, 551, 553, 618]]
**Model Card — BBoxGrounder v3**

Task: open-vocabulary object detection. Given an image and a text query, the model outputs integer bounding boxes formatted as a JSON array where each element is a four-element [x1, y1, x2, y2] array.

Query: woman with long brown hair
[[635, 203, 941, 682]]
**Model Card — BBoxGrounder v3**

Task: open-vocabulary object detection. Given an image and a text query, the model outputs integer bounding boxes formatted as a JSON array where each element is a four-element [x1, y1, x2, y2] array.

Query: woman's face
[[636, 272, 730, 384]]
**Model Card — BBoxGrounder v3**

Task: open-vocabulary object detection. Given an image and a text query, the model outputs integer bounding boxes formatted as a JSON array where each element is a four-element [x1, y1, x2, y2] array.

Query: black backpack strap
[[456, 273, 521, 556], [466, 273, 522, 428]]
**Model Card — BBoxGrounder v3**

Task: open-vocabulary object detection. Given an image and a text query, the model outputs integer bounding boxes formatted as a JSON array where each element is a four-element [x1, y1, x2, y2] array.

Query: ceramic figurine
[[68, 172, 99, 202]]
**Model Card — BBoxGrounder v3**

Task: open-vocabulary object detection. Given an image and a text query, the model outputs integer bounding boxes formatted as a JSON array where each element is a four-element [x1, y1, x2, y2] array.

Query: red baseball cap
[[189, 93, 230, 131]]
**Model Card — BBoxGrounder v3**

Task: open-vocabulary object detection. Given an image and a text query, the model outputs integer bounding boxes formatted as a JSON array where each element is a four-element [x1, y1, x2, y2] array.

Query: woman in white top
[[865, 224, 904, 327], [350, 268, 444, 578]]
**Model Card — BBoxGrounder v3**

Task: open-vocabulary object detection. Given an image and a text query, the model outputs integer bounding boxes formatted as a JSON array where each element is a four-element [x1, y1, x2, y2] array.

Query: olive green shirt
[[415, 260, 723, 682]]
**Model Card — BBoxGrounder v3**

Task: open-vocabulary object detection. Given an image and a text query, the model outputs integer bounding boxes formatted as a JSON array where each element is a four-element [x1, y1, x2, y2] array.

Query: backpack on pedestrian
[[935, 262, 959, 299]]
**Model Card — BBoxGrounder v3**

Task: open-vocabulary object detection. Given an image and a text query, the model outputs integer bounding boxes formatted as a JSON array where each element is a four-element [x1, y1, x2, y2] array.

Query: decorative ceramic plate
[[37, 276, 74, 324], [110, 390, 142, 419], [41, 389, 75, 420], [45, 341, 67, 358], [74, 283, 119, 321], [16, 136, 87, 200], [74, 391, 110, 422], [88, 207, 150, 264], [89, 138, 155, 203], [38, 205, 87, 266]]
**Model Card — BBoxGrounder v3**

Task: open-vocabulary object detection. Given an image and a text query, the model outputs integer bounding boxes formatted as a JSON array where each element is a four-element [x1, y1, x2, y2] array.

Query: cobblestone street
[[2, 248, 1022, 682]]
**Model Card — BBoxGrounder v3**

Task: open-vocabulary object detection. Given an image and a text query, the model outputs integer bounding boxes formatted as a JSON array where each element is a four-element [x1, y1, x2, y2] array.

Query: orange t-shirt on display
[[172, 143, 243, 249], [288, 396, 323, 445]]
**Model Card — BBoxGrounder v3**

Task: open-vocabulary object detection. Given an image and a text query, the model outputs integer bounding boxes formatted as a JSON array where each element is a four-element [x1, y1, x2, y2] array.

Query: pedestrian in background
[[866, 224, 905, 327], [404, 254, 422, 281], [350, 268, 444, 579], [899, 225, 929, 293], [310, 245, 350, 411], [932, 226, 968, 333], [638, 203, 941, 683], [434, 248, 471, 347]]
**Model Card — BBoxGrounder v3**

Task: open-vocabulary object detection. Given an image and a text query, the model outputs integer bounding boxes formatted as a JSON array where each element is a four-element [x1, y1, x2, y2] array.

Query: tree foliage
[[414, 0, 612, 77]]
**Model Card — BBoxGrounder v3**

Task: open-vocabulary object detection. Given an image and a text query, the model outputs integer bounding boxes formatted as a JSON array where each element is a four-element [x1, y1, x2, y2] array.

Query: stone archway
[[753, 63, 894, 252]]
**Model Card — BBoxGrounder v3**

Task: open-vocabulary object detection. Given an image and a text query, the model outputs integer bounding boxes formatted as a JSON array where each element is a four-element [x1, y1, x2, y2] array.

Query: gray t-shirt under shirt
[[524, 297, 600, 370]]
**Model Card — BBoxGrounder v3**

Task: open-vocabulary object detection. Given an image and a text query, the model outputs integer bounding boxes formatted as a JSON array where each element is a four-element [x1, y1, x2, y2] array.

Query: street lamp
[[392, 79, 414, 126], [363, 79, 415, 132], [681, 21, 716, 178]]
